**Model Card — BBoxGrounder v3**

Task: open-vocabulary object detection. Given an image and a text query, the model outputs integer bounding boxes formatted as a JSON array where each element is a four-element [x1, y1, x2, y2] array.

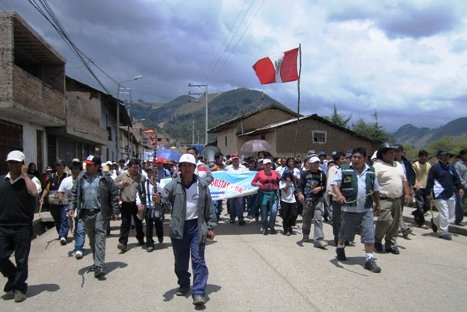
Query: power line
[[28, 0, 118, 93]]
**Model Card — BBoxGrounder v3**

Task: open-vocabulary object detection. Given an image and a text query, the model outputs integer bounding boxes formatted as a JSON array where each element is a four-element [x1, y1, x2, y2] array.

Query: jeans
[[50, 204, 70, 239], [74, 217, 86, 252], [214, 200, 223, 220], [228, 197, 244, 222], [260, 192, 278, 230], [119, 201, 144, 245], [0, 225, 33, 293], [82, 210, 107, 270], [247, 194, 259, 217], [171, 219, 208, 296]]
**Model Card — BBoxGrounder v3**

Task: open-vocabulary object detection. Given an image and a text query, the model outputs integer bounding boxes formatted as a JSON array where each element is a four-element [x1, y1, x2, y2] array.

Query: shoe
[[74, 250, 83, 259], [158, 237, 164, 243], [229, 220, 235, 224], [147, 246, 154, 252], [439, 233, 452, 240], [302, 234, 310, 242], [386, 246, 400, 254], [239, 220, 246, 226], [94, 268, 106, 279], [3, 279, 13, 293], [269, 229, 277, 235], [374, 242, 383, 253], [117, 242, 127, 253], [14, 290, 27, 303], [286, 232, 291, 236], [176, 287, 189, 296], [262, 228, 268, 235], [60, 237, 67, 245], [402, 228, 412, 239], [336, 247, 346, 260], [192, 294, 206, 306], [138, 240, 145, 247], [314, 240, 328, 249], [364, 258, 381, 273]]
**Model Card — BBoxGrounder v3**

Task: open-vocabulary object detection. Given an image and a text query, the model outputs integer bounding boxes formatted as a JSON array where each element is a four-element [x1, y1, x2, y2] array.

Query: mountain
[[392, 117, 467, 147], [130, 88, 292, 145]]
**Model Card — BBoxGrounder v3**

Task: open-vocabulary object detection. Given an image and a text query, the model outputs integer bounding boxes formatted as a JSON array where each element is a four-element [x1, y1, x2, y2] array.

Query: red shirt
[[251, 170, 279, 191]]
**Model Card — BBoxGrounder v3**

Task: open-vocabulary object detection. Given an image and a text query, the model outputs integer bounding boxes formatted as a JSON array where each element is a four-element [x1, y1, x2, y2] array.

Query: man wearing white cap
[[156, 153, 216, 306], [0, 150, 41, 302], [296, 156, 328, 249]]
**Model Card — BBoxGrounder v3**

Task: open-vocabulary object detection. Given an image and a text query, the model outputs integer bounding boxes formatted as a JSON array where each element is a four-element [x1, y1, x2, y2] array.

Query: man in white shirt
[[225, 153, 248, 225]]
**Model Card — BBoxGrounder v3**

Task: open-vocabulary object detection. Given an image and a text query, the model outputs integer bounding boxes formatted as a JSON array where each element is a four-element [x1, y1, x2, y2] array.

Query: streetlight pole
[[115, 75, 143, 161], [188, 83, 208, 145]]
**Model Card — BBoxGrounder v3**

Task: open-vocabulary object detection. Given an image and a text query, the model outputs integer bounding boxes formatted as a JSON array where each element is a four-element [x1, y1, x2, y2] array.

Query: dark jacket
[[297, 169, 326, 202], [0, 174, 36, 225], [70, 172, 120, 220], [161, 174, 216, 242], [426, 162, 463, 200]]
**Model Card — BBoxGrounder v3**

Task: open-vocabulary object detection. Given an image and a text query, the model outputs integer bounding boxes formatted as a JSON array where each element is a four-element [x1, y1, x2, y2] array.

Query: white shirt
[[279, 180, 296, 203], [57, 176, 74, 203], [225, 164, 248, 172]]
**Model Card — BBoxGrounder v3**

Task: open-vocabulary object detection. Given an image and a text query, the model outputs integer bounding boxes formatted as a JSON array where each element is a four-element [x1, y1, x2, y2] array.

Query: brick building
[[0, 12, 132, 174], [209, 105, 380, 159]]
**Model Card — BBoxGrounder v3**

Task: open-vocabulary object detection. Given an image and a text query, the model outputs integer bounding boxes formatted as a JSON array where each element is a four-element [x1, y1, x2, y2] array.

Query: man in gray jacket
[[69, 155, 120, 279], [155, 153, 216, 306]]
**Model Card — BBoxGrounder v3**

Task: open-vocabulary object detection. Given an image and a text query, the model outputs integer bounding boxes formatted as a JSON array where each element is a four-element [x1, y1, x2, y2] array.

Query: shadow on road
[[1, 283, 60, 301], [329, 257, 370, 277], [162, 283, 221, 302]]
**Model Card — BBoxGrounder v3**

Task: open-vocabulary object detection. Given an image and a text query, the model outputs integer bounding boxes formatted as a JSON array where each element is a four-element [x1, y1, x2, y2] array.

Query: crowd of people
[[0, 145, 465, 305]]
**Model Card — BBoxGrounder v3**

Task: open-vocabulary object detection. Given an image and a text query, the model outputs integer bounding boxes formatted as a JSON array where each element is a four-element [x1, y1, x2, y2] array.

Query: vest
[[340, 164, 375, 208], [0, 174, 36, 225]]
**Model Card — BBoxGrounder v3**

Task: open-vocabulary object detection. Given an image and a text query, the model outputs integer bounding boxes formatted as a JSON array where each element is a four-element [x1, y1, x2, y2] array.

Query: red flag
[[252, 47, 299, 84]]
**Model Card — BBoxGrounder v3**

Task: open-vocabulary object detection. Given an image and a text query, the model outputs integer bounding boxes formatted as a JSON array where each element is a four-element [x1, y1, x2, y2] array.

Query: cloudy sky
[[2, 0, 467, 131]]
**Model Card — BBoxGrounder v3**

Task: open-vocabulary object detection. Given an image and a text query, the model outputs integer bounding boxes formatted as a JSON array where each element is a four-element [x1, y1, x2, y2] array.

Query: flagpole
[[293, 43, 302, 158]]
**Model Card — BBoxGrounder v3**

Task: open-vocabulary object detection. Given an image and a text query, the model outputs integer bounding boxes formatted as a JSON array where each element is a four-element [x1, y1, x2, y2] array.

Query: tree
[[325, 104, 352, 128], [351, 110, 391, 142]]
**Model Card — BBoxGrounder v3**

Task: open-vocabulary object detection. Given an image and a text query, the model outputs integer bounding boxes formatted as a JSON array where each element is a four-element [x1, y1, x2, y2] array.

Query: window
[[312, 130, 326, 144]]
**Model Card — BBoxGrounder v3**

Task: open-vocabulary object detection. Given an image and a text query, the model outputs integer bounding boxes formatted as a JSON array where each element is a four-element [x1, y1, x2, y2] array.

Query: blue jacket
[[426, 162, 463, 200]]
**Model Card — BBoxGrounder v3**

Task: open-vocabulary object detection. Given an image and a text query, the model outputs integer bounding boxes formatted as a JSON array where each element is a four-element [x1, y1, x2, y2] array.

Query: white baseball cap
[[6, 150, 25, 162], [308, 156, 320, 163], [263, 158, 272, 165], [179, 153, 196, 165]]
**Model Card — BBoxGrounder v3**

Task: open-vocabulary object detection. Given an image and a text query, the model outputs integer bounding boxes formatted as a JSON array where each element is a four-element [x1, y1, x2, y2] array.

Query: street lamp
[[188, 83, 208, 145], [115, 75, 143, 161]]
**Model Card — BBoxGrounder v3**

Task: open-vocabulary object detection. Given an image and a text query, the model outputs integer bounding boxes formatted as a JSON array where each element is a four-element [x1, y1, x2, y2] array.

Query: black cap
[[437, 149, 449, 157], [393, 144, 403, 151], [83, 155, 102, 165], [459, 148, 467, 157]]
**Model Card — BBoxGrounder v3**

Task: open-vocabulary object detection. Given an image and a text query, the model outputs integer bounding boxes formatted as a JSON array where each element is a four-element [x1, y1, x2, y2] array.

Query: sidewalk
[[401, 206, 467, 236]]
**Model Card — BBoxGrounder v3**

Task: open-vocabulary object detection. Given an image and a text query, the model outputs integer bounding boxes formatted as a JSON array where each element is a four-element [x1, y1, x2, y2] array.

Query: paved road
[[2, 211, 467, 312]]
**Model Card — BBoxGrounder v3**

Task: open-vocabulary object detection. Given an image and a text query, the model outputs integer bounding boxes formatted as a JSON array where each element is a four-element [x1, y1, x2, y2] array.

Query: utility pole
[[188, 83, 208, 145], [192, 120, 195, 145]]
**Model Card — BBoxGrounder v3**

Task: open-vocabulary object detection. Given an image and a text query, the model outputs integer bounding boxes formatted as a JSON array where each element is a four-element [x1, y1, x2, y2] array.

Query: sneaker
[[364, 258, 381, 273], [374, 242, 383, 253], [314, 240, 328, 249], [439, 233, 452, 240], [147, 246, 154, 252], [14, 290, 27, 303], [262, 228, 268, 235], [302, 234, 310, 242], [336, 247, 347, 261], [117, 242, 127, 253], [60, 237, 67, 245], [192, 294, 206, 306], [285, 231, 291, 236], [74, 250, 83, 259], [386, 246, 400, 254], [176, 287, 189, 296], [239, 220, 246, 226], [158, 237, 164, 243], [94, 268, 106, 279]]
